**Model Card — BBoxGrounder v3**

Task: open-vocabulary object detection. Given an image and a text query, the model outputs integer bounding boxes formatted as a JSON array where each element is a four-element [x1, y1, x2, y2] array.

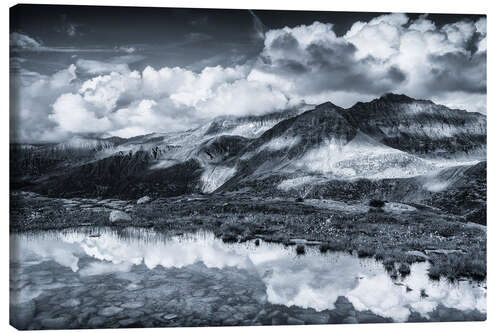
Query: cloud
[[248, 14, 486, 111], [10, 13, 487, 142], [76, 59, 131, 75], [10, 65, 79, 142], [248, 19, 407, 103], [65, 23, 78, 37], [50, 93, 113, 133], [10, 32, 117, 53], [57, 14, 82, 37], [118, 46, 136, 54], [249, 10, 266, 40], [10, 32, 42, 50], [184, 32, 212, 43]]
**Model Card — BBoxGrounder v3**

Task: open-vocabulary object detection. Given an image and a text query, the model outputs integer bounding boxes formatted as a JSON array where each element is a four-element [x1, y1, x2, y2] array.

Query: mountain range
[[10, 93, 486, 223]]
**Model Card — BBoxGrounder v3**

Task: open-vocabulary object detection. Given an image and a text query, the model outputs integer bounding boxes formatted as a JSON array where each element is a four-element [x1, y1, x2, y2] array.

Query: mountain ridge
[[11, 93, 486, 205]]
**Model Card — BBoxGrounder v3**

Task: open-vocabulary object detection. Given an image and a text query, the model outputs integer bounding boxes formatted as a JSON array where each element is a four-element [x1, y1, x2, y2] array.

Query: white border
[[1, 1, 497, 333]]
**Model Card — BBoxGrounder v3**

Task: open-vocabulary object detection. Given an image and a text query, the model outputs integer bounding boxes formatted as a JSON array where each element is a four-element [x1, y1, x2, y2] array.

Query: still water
[[10, 227, 486, 329]]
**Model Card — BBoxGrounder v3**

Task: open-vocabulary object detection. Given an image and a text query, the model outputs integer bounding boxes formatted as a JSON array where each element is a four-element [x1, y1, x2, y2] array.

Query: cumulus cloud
[[10, 13, 487, 142], [249, 13, 486, 109], [10, 64, 79, 142]]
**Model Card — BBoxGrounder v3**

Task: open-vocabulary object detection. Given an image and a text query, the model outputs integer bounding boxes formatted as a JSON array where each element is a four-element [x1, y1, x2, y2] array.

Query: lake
[[10, 227, 486, 329]]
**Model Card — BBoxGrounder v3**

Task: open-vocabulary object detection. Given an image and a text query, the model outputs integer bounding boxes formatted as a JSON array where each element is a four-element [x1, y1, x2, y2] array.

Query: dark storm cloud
[[307, 42, 406, 94], [258, 33, 405, 96], [427, 52, 486, 94], [269, 32, 299, 51]]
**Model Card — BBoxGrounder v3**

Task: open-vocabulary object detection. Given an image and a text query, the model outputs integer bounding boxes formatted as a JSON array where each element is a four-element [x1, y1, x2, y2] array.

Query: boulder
[[406, 250, 430, 260], [41, 316, 71, 329], [98, 306, 123, 317], [137, 196, 152, 204], [109, 210, 132, 223]]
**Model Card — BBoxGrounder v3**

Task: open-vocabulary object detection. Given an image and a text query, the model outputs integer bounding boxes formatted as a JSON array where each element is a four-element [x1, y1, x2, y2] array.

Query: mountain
[[10, 94, 486, 212], [339, 93, 486, 157]]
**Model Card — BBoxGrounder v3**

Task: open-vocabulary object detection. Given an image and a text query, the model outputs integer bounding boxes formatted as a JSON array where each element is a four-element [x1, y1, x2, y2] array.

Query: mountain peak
[[379, 93, 416, 103], [316, 101, 342, 109]]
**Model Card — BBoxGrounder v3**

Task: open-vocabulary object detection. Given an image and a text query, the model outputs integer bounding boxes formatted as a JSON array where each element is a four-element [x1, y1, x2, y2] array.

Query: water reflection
[[10, 227, 486, 324]]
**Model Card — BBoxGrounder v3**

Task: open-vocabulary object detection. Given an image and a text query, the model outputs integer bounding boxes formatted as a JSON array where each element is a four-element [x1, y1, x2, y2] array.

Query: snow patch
[[297, 132, 439, 179], [259, 136, 301, 152], [423, 181, 451, 192], [201, 166, 236, 193], [226, 121, 280, 138], [277, 176, 320, 191]]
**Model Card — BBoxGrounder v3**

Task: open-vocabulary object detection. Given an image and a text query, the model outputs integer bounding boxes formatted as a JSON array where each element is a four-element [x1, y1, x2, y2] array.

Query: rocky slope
[[339, 93, 486, 156]]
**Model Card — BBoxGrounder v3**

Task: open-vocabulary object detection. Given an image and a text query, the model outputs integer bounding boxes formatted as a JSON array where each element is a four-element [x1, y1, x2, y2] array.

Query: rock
[[121, 301, 144, 309], [109, 210, 132, 223], [98, 306, 123, 317], [119, 318, 139, 327], [61, 298, 81, 307], [297, 312, 330, 324], [32, 274, 53, 285], [406, 250, 430, 260], [343, 316, 358, 324], [271, 315, 285, 325], [251, 309, 267, 324], [438, 307, 465, 321], [116, 272, 142, 282], [288, 238, 307, 245], [210, 284, 224, 290], [163, 313, 178, 320], [137, 196, 152, 204], [334, 296, 355, 316], [125, 283, 142, 291], [127, 310, 145, 318], [87, 316, 107, 328], [287, 316, 305, 325], [425, 249, 465, 255], [41, 316, 71, 329], [357, 312, 388, 323], [176, 272, 193, 279], [193, 289, 206, 297], [252, 290, 268, 304]]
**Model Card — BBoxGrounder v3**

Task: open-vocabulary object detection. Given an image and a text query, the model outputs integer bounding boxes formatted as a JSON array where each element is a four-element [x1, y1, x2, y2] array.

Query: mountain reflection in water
[[10, 227, 486, 327]]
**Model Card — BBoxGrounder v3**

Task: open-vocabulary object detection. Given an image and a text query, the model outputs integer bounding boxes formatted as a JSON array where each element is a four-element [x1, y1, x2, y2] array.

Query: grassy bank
[[10, 192, 486, 282]]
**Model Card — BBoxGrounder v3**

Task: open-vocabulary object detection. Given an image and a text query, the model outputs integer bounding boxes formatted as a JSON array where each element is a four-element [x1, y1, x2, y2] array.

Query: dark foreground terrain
[[11, 189, 486, 283]]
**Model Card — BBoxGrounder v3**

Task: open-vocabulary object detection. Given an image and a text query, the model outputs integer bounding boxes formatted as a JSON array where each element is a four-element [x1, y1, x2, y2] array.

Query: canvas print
[[9, 4, 487, 330]]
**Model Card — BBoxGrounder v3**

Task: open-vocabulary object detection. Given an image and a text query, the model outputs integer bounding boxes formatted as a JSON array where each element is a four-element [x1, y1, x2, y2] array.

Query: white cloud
[[10, 65, 79, 142], [10, 14, 487, 142], [76, 59, 131, 75], [197, 79, 290, 117], [50, 93, 112, 133], [250, 13, 486, 111], [118, 46, 136, 53]]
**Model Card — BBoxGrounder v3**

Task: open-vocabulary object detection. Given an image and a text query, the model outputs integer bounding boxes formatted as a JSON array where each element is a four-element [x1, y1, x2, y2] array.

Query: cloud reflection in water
[[10, 228, 486, 321]]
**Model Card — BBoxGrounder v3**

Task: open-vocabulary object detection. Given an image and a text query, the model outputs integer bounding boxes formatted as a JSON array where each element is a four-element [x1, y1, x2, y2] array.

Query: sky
[[10, 5, 486, 143]]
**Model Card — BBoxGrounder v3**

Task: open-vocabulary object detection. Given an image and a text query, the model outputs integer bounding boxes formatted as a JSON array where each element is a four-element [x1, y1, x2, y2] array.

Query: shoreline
[[10, 191, 487, 282]]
